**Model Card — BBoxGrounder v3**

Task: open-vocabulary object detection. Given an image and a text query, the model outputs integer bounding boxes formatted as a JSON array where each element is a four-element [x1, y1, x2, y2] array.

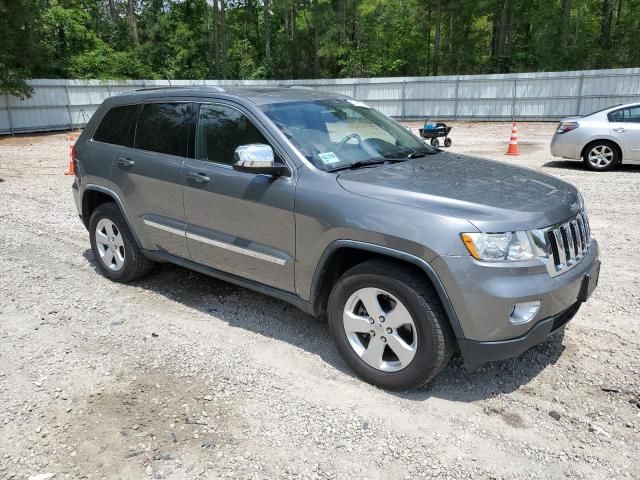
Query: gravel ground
[[0, 122, 639, 480]]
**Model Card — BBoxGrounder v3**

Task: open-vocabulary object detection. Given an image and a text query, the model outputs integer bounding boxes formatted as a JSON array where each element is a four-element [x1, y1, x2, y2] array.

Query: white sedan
[[550, 102, 640, 171]]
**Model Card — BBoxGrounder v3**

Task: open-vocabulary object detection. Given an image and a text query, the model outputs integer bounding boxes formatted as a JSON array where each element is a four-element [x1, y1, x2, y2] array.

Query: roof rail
[[287, 85, 314, 90], [134, 86, 189, 92], [133, 85, 225, 92]]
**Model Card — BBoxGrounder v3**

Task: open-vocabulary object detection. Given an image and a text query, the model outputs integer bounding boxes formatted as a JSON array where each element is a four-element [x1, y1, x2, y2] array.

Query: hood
[[336, 152, 582, 232]]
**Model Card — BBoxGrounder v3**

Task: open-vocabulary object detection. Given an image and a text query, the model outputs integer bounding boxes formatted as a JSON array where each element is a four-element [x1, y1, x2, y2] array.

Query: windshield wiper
[[327, 158, 405, 172], [383, 147, 438, 160]]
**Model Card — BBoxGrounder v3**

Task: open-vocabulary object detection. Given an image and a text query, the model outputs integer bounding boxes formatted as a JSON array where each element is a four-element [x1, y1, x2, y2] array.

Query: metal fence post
[[4, 94, 15, 135], [352, 82, 357, 99], [453, 77, 461, 120], [576, 74, 584, 116], [511, 77, 518, 123], [401, 80, 406, 121], [64, 85, 73, 130]]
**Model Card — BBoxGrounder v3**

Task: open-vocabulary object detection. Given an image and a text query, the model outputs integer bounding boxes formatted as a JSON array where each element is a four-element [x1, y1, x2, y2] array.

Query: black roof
[[115, 86, 348, 105]]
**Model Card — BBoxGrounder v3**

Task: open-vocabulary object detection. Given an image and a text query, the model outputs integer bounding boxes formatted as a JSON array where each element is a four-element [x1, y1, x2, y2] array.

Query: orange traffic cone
[[64, 134, 76, 175], [505, 122, 520, 156]]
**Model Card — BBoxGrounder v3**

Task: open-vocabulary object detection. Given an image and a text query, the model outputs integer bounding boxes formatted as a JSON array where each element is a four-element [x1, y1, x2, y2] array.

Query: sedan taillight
[[556, 122, 579, 134]]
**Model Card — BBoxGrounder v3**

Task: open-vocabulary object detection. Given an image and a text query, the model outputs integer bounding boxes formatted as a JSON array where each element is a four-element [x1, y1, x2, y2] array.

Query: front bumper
[[458, 301, 580, 367], [431, 239, 599, 365]]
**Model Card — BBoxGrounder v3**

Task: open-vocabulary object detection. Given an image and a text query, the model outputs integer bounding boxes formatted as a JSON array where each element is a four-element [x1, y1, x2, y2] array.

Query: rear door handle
[[116, 157, 135, 167], [613, 127, 626, 133], [186, 171, 211, 183]]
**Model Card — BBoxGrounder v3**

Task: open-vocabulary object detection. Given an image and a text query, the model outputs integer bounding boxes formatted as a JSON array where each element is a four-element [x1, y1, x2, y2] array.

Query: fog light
[[509, 301, 541, 325]]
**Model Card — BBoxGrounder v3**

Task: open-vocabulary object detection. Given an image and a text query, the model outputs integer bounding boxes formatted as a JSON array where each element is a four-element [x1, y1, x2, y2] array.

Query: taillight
[[556, 122, 579, 134], [72, 144, 79, 177]]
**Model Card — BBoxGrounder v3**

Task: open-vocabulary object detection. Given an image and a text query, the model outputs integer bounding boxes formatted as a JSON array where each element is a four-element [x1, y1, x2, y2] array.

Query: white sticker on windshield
[[348, 99, 370, 108], [318, 152, 340, 164]]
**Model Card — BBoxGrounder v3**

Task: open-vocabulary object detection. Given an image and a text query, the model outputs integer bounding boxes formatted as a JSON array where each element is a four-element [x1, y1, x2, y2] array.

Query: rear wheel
[[430, 138, 440, 148], [89, 202, 154, 282], [583, 141, 620, 171], [444, 137, 452, 147], [328, 260, 454, 390]]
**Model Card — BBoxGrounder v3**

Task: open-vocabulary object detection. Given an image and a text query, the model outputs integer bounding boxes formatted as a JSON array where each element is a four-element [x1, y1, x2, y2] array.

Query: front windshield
[[261, 99, 433, 171]]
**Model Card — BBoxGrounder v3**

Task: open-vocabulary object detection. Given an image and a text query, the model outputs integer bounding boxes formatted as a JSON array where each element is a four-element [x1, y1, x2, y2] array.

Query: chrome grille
[[545, 211, 591, 277]]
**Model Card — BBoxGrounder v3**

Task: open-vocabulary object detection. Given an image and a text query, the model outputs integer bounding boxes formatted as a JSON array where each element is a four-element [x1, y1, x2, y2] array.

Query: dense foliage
[[1, 0, 639, 97]]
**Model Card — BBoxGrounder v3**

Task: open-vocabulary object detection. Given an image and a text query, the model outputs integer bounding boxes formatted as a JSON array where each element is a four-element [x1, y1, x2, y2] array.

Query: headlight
[[461, 231, 547, 262]]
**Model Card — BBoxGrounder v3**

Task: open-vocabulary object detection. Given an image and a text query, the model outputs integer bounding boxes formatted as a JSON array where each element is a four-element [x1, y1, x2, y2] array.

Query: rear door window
[[134, 103, 190, 157], [608, 106, 640, 123], [624, 106, 640, 123], [93, 104, 139, 146]]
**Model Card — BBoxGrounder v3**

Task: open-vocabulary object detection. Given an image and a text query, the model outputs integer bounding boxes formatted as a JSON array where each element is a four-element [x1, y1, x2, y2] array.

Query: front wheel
[[430, 138, 440, 148], [328, 260, 454, 390]]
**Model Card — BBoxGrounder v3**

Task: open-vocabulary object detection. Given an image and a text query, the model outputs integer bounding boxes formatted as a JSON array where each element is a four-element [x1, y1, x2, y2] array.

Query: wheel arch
[[82, 185, 143, 247], [581, 138, 623, 163], [309, 240, 465, 339]]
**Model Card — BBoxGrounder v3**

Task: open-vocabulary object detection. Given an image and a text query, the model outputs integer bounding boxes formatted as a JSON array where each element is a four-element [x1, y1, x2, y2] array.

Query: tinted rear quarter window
[[93, 104, 139, 146], [135, 103, 190, 157]]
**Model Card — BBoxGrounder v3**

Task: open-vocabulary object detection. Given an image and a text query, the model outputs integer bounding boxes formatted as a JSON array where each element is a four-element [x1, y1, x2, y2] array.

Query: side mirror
[[232, 144, 289, 176]]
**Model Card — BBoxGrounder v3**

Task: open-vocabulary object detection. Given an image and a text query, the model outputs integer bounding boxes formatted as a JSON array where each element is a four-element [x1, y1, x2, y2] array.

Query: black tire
[[444, 137, 452, 147], [327, 259, 454, 391], [582, 140, 621, 171], [430, 138, 440, 148], [88, 202, 154, 283]]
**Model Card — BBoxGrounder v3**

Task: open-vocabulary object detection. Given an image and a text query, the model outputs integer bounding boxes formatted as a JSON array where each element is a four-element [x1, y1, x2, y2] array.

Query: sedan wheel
[[343, 287, 417, 372], [584, 142, 620, 171], [587, 145, 614, 168]]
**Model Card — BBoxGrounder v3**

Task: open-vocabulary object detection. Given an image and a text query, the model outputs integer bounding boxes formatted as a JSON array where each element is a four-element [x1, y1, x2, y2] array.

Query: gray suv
[[72, 87, 600, 390]]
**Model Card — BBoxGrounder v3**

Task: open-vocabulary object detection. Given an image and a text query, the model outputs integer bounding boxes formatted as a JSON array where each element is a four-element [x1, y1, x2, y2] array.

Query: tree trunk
[[212, 0, 220, 77], [212, 0, 227, 78], [264, 0, 271, 67], [312, 0, 320, 77], [560, 0, 571, 50], [108, 0, 118, 21], [433, 0, 441, 76], [339, 0, 346, 47], [491, 0, 510, 71], [447, 0, 453, 57], [600, 0, 613, 50], [220, 0, 227, 78], [290, 2, 297, 77], [128, 0, 139, 46]]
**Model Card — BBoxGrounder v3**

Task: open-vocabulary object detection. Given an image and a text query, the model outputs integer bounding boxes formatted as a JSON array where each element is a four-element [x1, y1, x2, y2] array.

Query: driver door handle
[[613, 127, 626, 133], [186, 171, 211, 183], [116, 157, 135, 168]]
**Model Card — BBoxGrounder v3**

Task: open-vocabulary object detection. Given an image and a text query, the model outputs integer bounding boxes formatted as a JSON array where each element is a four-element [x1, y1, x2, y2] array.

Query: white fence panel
[[2, 68, 640, 134]]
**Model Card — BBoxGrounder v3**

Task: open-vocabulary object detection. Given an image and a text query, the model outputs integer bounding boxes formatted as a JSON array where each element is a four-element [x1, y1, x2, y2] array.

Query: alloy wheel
[[95, 218, 125, 271], [587, 145, 614, 168], [342, 287, 418, 372]]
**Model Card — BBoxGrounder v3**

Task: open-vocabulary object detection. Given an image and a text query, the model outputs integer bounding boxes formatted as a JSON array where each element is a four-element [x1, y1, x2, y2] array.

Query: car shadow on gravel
[[82, 249, 353, 377], [404, 331, 566, 402], [83, 249, 569, 401], [544, 160, 640, 172]]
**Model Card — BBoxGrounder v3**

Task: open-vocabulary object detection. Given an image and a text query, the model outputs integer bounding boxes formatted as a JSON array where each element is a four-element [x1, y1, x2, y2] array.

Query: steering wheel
[[337, 133, 363, 151]]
